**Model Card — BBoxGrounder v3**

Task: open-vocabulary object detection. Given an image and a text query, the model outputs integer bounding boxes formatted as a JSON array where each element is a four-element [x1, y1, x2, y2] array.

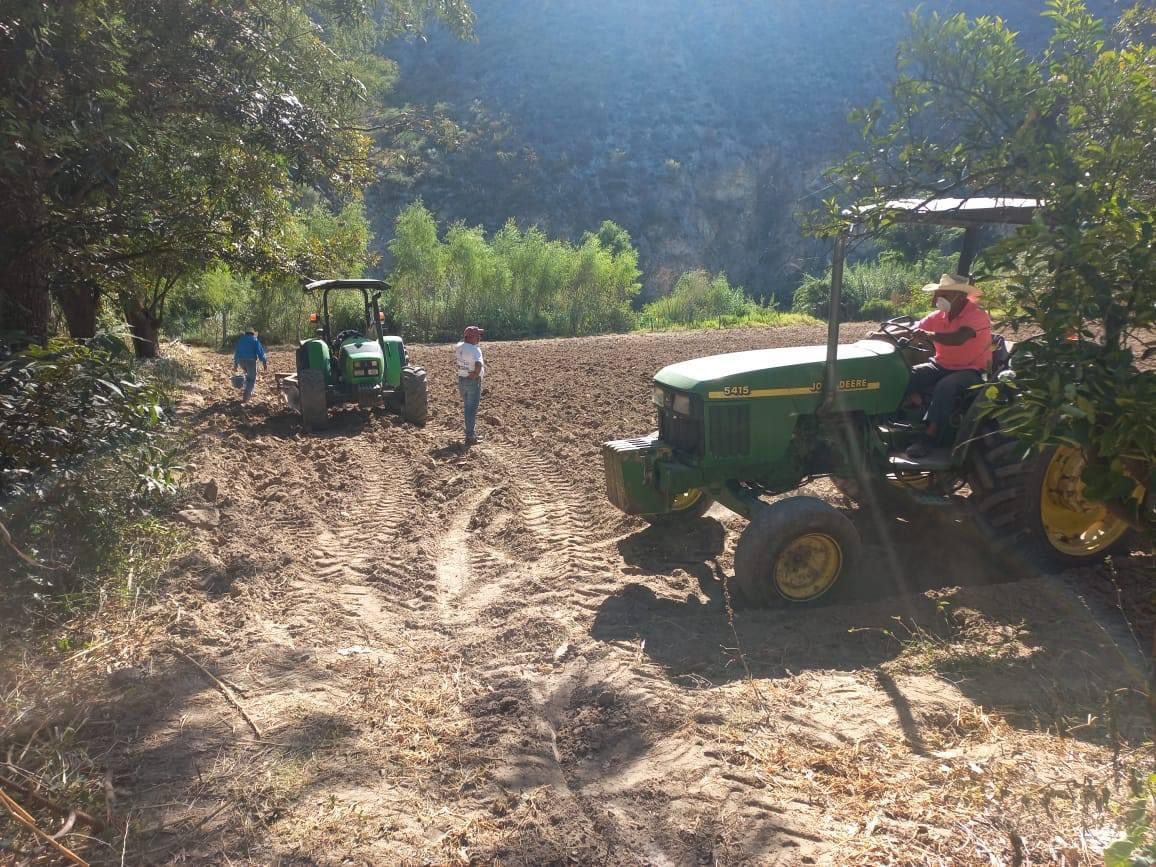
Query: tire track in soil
[[306, 443, 437, 625], [210, 367, 744, 863], [455, 441, 700, 863], [527, 462, 761, 862], [495, 444, 623, 612], [436, 485, 518, 621]]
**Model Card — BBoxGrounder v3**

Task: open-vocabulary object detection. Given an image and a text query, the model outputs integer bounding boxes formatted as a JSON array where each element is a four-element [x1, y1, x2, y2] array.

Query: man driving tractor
[[870, 273, 992, 458]]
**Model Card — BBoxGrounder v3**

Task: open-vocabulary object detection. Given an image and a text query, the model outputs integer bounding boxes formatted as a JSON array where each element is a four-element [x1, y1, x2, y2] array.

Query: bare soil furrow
[[110, 330, 1154, 866]]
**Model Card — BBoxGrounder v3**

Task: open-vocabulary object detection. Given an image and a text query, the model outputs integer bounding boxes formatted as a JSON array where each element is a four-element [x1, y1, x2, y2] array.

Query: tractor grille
[[709, 404, 750, 457], [658, 408, 702, 457]]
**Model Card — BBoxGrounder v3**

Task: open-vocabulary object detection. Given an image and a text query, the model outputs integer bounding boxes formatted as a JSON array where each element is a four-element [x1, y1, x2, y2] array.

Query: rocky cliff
[[371, 0, 1118, 303]]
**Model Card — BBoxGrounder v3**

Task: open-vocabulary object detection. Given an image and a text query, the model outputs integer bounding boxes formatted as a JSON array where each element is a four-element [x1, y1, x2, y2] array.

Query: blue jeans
[[458, 377, 481, 439], [237, 359, 258, 401], [907, 362, 983, 442]]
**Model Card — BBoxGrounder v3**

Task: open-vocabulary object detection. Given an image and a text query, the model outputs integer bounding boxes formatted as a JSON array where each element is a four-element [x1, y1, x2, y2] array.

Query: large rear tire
[[299, 368, 328, 431], [401, 365, 428, 426], [968, 436, 1138, 570], [733, 496, 862, 607]]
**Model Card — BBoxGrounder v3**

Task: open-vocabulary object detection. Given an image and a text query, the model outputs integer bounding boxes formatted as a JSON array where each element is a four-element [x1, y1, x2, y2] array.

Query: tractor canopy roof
[[304, 279, 389, 293], [850, 197, 1043, 228]]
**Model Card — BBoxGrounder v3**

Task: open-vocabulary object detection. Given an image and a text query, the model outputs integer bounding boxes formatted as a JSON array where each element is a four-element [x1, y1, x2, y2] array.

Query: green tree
[[816, 0, 1156, 535], [583, 220, 635, 258], [388, 200, 448, 339], [0, 0, 473, 348], [386, 202, 640, 340], [167, 265, 251, 347]]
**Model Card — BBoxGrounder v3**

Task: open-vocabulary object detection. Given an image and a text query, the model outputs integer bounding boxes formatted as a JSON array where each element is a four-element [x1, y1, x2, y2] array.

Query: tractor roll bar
[[819, 233, 847, 414]]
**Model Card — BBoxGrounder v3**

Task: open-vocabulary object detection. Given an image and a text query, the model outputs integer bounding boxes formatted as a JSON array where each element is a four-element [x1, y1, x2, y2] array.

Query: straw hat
[[920, 273, 982, 298]]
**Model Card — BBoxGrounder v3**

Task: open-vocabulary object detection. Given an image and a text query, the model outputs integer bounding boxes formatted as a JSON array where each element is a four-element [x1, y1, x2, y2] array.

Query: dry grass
[[0, 361, 193, 863], [695, 595, 1156, 866], [1, 636, 148, 863], [354, 649, 483, 788]]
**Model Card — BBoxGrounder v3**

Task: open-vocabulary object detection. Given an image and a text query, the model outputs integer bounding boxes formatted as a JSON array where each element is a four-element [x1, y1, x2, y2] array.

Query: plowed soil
[[119, 324, 1151, 865]]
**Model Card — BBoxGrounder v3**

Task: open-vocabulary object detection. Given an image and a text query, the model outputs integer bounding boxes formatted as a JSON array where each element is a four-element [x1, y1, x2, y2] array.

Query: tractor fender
[[953, 377, 1014, 464]]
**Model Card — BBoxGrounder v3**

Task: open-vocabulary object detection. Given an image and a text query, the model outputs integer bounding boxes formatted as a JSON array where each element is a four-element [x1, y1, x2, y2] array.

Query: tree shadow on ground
[[595, 501, 1153, 745], [0, 640, 371, 864]]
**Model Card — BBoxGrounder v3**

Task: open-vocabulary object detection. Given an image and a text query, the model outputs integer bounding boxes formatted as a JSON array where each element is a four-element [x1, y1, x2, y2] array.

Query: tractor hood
[[656, 341, 893, 390], [656, 342, 906, 416], [341, 338, 384, 361]]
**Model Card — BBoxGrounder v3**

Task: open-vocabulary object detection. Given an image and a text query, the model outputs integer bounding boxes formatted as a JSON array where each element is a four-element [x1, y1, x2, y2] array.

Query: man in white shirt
[[454, 325, 485, 445]]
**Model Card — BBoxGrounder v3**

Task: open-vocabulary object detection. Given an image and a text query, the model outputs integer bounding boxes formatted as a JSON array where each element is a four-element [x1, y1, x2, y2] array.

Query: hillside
[[370, 0, 1118, 303]]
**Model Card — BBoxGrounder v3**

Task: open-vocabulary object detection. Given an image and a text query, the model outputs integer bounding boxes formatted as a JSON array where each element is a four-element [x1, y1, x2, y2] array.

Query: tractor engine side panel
[[380, 336, 405, 388], [297, 339, 333, 386], [700, 352, 910, 418]]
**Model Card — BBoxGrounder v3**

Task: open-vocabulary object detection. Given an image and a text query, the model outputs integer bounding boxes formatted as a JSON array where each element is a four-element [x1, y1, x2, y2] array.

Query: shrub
[[641, 270, 753, 325], [791, 252, 957, 320], [1, 340, 184, 598], [636, 270, 818, 331], [0, 341, 171, 500]]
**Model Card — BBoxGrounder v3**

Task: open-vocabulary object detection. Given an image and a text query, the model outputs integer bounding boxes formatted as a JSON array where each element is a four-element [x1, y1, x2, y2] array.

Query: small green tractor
[[603, 198, 1143, 606], [279, 279, 427, 430]]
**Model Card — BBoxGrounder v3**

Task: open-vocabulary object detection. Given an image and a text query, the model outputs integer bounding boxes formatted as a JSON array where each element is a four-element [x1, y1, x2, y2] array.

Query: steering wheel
[[333, 329, 365, 348], [878, 316, 918, 339]]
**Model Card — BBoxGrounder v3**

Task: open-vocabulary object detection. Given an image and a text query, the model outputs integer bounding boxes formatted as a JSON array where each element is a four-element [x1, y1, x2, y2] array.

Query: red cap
[[463, 325, 484, 339]]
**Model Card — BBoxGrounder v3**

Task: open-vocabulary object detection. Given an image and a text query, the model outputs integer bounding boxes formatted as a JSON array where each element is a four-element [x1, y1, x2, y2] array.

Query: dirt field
[[80, 324, 1152, 864]]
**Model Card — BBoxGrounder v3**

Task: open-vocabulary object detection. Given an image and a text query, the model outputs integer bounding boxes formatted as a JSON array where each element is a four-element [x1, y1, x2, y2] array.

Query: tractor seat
[[989, 334, 1013, 377], [888, 448, 953, 472], [332, 329, 366, 353]]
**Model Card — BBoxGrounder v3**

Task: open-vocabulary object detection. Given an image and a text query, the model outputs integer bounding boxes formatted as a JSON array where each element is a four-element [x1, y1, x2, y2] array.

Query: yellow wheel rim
[[774, 533, 843, 601], [1040, 447, 1130, 556], [671, 489, 703, 512]]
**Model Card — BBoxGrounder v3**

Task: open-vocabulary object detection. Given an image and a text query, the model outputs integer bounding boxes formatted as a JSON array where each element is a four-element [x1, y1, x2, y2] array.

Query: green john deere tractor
[[604, 197, 1144, 606], [279, 279, 427, 430]]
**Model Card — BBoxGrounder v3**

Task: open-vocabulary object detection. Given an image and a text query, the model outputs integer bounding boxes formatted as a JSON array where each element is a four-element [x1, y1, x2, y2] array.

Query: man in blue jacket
[[232, 328, 268, 402]]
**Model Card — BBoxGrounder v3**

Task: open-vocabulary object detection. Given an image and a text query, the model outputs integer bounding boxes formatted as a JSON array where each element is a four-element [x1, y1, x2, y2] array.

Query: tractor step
[[877, 421, 923, 436], [887, 448, 953, 472], [876, 421, 926, 451]]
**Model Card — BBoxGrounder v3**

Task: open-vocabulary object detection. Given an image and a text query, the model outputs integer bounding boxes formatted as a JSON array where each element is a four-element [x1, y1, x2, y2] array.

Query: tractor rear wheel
[[298, 368, 328, 431], [733, 496, 861, 607], [643, 489, 714, 525], [968, 436, 1138, 570], [401, 365, 428, 426]]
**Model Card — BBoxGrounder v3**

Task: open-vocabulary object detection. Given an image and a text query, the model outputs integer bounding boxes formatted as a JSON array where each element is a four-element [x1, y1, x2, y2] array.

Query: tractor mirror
[[377, 312, 385, 322]]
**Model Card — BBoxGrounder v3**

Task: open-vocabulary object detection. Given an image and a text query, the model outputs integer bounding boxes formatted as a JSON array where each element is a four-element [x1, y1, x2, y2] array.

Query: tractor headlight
[[353, 360, 380, 376], [672, 393, 692, 416]]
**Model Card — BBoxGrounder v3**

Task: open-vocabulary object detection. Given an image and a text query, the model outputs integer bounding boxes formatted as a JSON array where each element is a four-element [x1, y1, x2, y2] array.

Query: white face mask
[[935, 295, 953, 313]]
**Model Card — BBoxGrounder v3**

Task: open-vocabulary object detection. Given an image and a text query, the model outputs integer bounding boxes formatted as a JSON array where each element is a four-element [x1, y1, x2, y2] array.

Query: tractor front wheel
[[401, 365, 428, 426], [643, 489, 714, 525], [733, 496, 862, 607]]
